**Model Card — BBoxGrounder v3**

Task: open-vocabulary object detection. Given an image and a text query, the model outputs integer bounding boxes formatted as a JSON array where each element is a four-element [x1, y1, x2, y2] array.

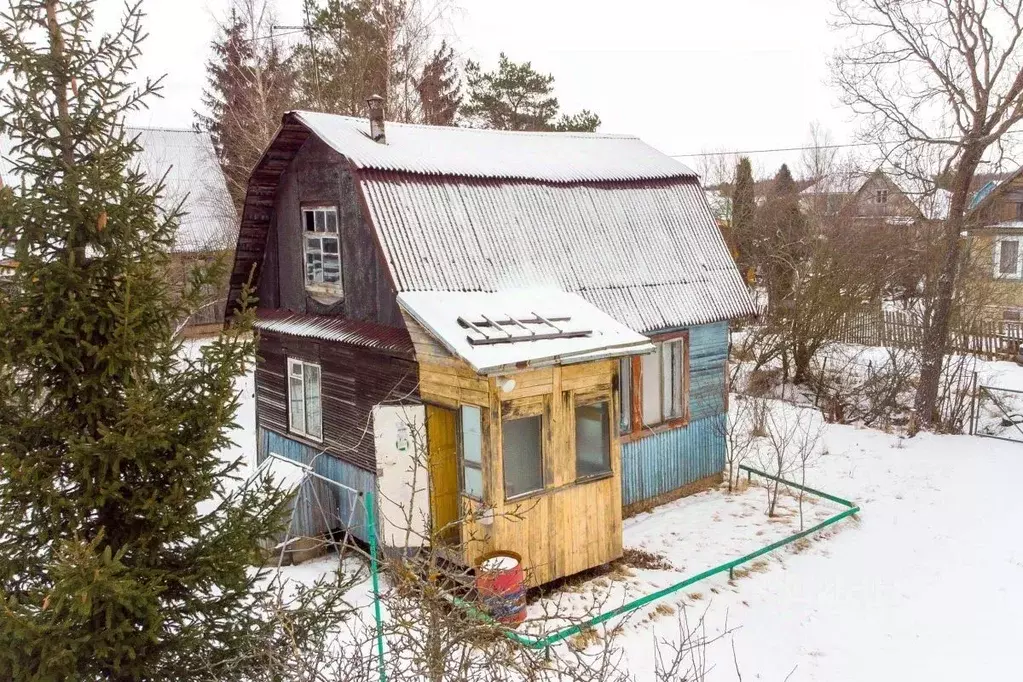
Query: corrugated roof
[[0, 127, 236, 253], [398, 289, 654, 375], [362, 172, 755, 332], [254, 309, 415, 358], [292, 110, 697, 183]]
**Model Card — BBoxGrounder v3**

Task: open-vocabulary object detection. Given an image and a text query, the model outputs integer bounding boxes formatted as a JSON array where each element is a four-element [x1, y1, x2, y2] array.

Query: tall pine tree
[[0, 2, 323, 679], [463, 53, 600, 131]]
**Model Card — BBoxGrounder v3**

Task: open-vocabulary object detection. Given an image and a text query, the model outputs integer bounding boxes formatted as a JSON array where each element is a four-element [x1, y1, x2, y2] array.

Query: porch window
[[639, 337, 688, 427], [287, 358, 322, 441], [996, 237, 1021, 279], [502, 415, 543, 499], [303, 206, 341, 287], [576, 401, 611, 479], [459, 405, 484, 500], [618, 358, 632, 434]]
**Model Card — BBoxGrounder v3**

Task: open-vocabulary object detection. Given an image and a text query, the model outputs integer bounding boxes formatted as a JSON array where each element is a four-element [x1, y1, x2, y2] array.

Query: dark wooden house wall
[[256, 136, 402, 326], [255, 331, 420, 473]]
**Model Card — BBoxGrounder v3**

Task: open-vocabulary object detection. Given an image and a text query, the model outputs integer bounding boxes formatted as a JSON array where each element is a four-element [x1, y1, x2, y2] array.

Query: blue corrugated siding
[[260, 428, 376, 543], [622, 322, 728, 508]]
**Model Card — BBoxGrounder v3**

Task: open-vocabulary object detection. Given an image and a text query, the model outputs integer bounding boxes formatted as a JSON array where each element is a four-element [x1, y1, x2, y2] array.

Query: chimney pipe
[[366, 94, 386, 144]]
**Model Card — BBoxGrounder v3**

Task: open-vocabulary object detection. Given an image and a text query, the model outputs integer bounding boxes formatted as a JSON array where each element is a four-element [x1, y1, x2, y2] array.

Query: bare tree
[[755, 405, 823, 519], [832, 0, 1023, 428], [798, 122, 838, 183]]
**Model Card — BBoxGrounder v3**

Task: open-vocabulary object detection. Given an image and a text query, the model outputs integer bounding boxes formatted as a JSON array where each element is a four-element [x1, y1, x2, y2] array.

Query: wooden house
[[800, 169, 951, 225], [228, 103, 755, 586], [967, 170, 1023, 322]]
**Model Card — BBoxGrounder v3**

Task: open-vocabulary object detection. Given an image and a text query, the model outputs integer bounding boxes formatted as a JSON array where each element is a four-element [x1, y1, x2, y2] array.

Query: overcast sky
[[105, 0, 851, 178]]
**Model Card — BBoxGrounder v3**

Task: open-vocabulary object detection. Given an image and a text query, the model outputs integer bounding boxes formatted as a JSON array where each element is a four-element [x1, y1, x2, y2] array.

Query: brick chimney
[[366, 94, 386, 144]]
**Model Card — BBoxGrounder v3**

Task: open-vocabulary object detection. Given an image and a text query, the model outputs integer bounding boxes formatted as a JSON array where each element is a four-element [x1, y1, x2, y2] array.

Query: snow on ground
[[204, 337, 1023, 680]]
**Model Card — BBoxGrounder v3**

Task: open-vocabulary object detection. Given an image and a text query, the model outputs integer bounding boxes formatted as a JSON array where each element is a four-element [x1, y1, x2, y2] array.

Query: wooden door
[[426, 405, 460, 545]]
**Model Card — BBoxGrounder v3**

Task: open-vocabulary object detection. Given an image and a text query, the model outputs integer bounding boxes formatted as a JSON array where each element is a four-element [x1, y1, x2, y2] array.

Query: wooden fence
[[835, 310, 1023, 360]]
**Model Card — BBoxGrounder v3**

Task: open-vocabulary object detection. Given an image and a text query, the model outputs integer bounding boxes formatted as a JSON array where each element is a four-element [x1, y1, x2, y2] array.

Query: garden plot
[[515, 477, 852, 644]]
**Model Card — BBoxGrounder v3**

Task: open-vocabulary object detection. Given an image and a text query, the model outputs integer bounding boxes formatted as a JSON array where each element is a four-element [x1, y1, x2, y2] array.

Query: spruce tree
[[197, 2, 295, 211], [0, 2, 312, 679], [417, 40, 461, 126]]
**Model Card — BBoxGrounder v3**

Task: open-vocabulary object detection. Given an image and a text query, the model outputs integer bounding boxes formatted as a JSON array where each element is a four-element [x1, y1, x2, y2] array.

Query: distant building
[[0, 127, 237, 333], [799, 168, 951, 225], [966, 169, 1023, 322]]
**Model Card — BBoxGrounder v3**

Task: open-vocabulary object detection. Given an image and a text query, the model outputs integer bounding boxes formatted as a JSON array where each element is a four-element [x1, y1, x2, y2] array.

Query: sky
[[101, 0, 852, 179]]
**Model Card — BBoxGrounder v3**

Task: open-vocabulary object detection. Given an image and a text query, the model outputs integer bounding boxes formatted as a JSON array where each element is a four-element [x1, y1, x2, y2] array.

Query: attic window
[[457, 313, 592, 346], [303, 206, 341, 288], [875, 189, 889, 204]]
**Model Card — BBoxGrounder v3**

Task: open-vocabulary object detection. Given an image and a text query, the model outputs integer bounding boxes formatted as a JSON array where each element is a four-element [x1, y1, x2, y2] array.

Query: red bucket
[[475, 551, 527, 626]]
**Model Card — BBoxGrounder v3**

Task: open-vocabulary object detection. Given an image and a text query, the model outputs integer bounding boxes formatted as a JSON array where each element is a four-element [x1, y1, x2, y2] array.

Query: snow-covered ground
[[209, 339, 1023, 680]]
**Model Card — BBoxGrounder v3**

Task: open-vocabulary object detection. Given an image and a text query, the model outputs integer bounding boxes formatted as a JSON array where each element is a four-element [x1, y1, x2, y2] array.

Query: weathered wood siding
[[621, 321, 728, 509], [254, 330, 419, 473], [256, 137, 401, 326], [258, 428, 375, 544], [415, 325, 623, 587]]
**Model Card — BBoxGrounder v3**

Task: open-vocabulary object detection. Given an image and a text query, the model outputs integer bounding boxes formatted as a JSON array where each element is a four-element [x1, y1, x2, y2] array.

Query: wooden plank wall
[[411, 316, 623, 586], [255, 331, 420, 473]]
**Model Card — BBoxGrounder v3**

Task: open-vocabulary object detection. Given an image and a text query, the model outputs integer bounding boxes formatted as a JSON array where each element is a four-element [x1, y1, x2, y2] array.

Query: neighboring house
[[229, 107, 754, 586], [800, 168, 951, 224], [966, 169, 1023, 321], [0, 127, 237, 333]]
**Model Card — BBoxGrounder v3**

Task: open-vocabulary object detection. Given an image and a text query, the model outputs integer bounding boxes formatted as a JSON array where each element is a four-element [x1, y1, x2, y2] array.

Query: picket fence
[[835, 310, 1023, 360]]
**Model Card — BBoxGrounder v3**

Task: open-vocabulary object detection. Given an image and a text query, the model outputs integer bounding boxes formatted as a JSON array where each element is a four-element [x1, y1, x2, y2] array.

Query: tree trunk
[[914, 150, 983, 427]]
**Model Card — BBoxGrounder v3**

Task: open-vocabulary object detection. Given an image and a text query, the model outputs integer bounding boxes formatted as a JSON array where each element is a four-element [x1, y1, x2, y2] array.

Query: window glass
[[1015, 202, 1023, 220], [303, 208, 342, 287], [459, 405, 484, 499], [661, 339, 685, 419], [576, 402, 611, 479], [287, 359, 322, 441], [503, 415, 543, 499], [641, 344, 662, 425], [999, 239, 1020, 276], [304, 364, 322, 439], [618, 358, 632, 434]]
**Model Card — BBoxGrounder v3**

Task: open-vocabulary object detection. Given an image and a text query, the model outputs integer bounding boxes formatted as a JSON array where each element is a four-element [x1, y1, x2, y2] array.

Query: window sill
[[504, 488, 547, 505], [620, 417, 689, 444], [287, 429, 324, 447], [575, 470, 614, 485]]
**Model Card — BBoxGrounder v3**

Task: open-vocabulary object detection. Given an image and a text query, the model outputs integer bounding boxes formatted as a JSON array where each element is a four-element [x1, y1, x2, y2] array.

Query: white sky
[[106, 0, 852, 178]]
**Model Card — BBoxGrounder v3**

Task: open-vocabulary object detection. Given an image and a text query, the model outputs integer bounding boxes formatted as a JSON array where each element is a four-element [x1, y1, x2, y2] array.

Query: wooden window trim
[[621, 331, 690, 441], [301, 204, 342, 292], [500, 397, 547, 503], [573, 393, 614, 484], [286, 357, 323, 443]]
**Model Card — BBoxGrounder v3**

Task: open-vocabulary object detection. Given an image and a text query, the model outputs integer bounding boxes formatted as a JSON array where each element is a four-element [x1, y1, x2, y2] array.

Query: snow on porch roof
[[398, 289, 654, 375], [291, 110, 697, 183]]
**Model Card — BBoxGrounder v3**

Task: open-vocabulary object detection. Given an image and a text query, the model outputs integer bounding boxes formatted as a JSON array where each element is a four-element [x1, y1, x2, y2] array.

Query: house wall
[[258, 428, 375, 544], [848, 175, 920, 219], [408, 314, 623, 587], [254, 330, 420, 473], [257, 137, 401, 326], [969, 231, 1023, 318], [621, 321, 729, 512]]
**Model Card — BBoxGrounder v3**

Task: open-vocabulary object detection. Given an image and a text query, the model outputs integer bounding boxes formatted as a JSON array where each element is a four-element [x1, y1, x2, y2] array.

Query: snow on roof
[[800, 171, 872, 196], [362, 172, 755, 332], [291, 110, 697, 183], [801, 169, 951, 220], [0, 127, 236, 253], [398, 289, 654, 375]]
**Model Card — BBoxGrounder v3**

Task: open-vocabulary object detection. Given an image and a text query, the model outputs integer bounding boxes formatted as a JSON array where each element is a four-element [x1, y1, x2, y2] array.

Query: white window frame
[[458, 405, 484, 501], [287, 358, 323, 441], [994, 236, 1022, 280], [302, 206, 342, 291]]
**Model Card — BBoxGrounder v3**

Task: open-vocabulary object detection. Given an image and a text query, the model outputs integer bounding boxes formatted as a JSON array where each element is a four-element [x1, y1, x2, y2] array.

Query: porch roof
[[397, 289, 654, 375]]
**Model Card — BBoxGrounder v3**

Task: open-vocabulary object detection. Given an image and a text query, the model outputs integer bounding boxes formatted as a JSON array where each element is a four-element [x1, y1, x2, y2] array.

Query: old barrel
[[475, 551, 527, 626]]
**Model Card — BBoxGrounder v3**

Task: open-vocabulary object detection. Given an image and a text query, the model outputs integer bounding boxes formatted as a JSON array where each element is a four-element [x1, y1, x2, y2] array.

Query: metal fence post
[[366, 490, 386, 682]]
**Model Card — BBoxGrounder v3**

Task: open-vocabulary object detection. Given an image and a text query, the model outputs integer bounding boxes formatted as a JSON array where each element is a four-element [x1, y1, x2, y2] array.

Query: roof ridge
[[290, 109, 638, 140]]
